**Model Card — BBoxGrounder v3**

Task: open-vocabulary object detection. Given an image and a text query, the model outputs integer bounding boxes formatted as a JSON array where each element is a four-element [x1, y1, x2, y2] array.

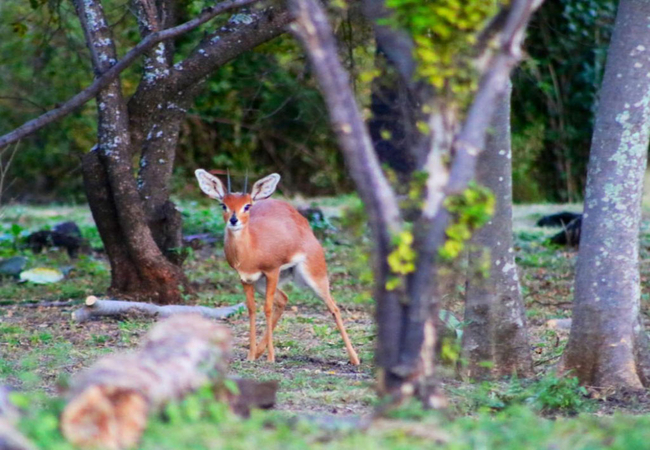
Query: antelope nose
[[230, 215, 238, 225]]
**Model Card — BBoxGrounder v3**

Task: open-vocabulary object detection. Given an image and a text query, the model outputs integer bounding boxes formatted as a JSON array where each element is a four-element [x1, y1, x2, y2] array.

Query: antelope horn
[[244, 169, 249, 194], [227, 168, 231, 193]]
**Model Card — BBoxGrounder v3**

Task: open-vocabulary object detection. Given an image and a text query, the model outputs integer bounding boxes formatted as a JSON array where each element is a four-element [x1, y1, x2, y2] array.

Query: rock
[[0, 257, 27, 278]]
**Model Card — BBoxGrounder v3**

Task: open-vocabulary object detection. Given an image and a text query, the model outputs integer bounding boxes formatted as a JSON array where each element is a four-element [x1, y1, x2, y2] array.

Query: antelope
[[195, 169, 361, 365]]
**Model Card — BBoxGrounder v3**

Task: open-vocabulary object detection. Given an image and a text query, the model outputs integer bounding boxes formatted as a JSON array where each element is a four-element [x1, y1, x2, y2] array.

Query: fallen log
[[61, 314, 232, 449], [72, 296, 244, 323]]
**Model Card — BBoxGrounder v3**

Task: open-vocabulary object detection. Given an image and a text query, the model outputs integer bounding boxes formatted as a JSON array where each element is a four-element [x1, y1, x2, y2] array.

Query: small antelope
[[195, 169, 360, 365]]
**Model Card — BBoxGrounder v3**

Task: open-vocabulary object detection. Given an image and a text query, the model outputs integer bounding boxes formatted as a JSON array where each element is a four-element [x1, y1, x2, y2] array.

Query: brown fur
[[195, 170, 359, 365], [219, 193, 360, 365]]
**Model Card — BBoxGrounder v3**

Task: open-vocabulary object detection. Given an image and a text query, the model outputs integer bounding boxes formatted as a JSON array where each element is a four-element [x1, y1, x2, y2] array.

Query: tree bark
[[461, 83, 533, 379], [562, 0, 650, 390]]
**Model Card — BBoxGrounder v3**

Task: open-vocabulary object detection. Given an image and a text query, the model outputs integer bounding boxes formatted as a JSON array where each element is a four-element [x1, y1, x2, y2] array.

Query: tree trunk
[[74, 0, 190, 304], [562, 0, 650, 389], [291, 0, 541, 404], [72, 1, 290, 304], [461, 83, 533, 379], [363, 0, 432, 181]]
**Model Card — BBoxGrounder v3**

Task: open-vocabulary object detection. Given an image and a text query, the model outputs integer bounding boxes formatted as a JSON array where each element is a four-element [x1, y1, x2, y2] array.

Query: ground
[[3, 198, 650, 449]]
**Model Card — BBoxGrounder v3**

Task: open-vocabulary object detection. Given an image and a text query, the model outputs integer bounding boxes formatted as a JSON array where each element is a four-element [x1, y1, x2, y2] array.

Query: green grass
[[2, 199, 650, 449]]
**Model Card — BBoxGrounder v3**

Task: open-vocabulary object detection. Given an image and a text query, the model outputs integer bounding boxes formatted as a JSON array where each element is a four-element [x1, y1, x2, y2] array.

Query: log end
[[85, 296, 98, 307], [61, 385, 148, 450]]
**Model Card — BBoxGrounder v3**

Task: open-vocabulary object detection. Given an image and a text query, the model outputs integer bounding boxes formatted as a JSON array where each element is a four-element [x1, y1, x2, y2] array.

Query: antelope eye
[[221, 204, 227, 211], [244, 204, 251, 212]]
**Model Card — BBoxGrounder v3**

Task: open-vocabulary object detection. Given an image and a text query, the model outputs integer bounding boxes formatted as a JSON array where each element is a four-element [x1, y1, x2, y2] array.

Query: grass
[[1, 198, 650, 448]]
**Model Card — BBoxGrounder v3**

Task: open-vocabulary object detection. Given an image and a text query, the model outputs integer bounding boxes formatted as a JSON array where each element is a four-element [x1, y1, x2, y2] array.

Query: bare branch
[[0, 0, 261, 150], [289, 0, 401, 243], [447, 0, 544, 194], [0, 142, 19, 217]]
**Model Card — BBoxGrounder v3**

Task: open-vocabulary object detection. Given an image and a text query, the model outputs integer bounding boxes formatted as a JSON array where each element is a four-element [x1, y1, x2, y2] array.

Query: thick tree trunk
[[363, 0, 432, 181], [562, 0, 650, 389], [72, 1, 290, 303], [462, 83, 533, 379], [81, 151, 143, 293], [74, 0, 189, 304]]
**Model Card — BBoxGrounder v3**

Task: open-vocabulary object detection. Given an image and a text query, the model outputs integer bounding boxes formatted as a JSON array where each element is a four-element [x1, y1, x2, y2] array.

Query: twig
[[0, 141, 19, 219], [0, 0, 261, 150], [528, 299, 573, 308]]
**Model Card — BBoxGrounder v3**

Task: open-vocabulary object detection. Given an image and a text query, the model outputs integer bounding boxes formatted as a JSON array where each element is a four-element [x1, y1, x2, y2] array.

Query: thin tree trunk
[[462, 83, 533, 379], [563, 0, 650, 389]]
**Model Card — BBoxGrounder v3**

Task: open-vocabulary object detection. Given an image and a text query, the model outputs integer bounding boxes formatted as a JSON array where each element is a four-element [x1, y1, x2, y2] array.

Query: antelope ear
[[251, 173, 280, 201], [195, 169, 226, 200]]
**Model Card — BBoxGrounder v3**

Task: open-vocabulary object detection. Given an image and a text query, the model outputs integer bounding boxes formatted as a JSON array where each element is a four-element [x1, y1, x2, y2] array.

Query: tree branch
[[0, 0, 261, 150], [400, 0, 544, 376], [361, 0, 416, 87], [172, 6, 292, 93], [288, 0, 401, 244]]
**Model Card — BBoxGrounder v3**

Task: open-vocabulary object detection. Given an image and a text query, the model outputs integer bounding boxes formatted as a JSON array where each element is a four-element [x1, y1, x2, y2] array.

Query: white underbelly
[[238, 271, 262, 283], [238, 254, 306, 284]]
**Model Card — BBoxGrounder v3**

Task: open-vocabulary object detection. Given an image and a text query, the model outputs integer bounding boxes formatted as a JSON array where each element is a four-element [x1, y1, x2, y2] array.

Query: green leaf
[[11, 22, 28, 37]]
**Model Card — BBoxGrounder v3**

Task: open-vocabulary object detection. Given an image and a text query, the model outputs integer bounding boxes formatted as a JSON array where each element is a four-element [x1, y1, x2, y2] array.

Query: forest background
[[0, 0, 612, 203]]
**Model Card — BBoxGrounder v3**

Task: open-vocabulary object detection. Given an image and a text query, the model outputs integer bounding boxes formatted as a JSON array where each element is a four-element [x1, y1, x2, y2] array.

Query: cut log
[[60, 315, 231, 450], [72, 296, 244, 323]]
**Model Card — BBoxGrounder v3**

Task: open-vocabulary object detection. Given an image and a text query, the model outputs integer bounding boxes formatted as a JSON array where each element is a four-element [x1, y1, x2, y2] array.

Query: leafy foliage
[[0, 0, 139, 201], [511, 0, 617, 202], [384, 0, 501, 97], [440, 183, 494, 260]]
